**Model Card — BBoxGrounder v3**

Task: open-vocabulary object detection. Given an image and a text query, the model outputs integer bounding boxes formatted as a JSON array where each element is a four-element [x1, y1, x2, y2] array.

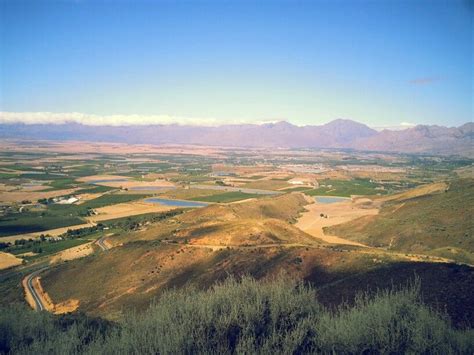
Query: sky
[[0, 0, 472, 128]]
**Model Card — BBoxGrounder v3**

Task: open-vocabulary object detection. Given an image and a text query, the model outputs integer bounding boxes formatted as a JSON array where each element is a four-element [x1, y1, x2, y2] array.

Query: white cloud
[[0, 111, 271, 127], [400, 122, 416, 127]]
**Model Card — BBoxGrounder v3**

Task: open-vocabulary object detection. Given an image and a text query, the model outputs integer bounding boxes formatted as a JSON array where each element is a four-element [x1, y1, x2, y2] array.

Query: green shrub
[[1, 276, 472, 354]]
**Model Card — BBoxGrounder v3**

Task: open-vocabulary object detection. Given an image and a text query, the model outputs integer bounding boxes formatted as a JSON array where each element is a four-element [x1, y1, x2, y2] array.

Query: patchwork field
[[0, 144, 472, 333]]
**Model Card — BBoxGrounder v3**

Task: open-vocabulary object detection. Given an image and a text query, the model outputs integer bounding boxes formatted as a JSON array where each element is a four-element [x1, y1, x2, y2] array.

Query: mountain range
[[1, 119, 472, 156]]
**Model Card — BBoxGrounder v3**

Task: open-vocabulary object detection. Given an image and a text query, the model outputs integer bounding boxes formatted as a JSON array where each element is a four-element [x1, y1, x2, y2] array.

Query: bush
[[1, 276, 473, 354]]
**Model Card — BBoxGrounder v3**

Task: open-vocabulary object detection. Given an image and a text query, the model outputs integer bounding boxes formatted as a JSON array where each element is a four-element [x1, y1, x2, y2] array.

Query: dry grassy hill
[[327, 178, 474, 264], [111, 192, 310, 246], [36, 188, 474, 326]]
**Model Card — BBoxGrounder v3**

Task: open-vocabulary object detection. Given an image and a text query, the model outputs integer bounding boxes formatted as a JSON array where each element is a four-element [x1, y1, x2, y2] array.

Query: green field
[[7, 238, 90, 259], [0, 213, 85, 237], [304, 178, 386, 197], [0, 194, 150, 237]]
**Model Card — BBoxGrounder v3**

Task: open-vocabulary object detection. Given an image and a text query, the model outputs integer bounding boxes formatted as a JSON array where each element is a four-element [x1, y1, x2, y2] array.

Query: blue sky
[[0, 0, 472, 127]]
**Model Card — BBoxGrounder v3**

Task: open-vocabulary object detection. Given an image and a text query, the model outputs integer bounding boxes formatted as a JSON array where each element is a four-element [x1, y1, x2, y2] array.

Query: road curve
[[96, 236, 109, 251], [25, 267, 49, 311]]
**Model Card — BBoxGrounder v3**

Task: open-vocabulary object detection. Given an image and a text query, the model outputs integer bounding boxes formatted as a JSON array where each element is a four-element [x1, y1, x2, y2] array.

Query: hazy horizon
[[0, 111, 472, 129]]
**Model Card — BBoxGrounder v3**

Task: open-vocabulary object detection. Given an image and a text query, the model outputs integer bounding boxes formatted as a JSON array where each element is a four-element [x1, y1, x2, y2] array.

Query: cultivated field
[[0, 142, 472, 330]]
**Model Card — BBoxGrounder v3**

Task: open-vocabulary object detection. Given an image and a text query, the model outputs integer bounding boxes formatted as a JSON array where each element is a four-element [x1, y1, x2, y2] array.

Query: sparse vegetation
[[190, 191, 262, 203], [327, 178, 474, 264], [1, 276, 472, 354]]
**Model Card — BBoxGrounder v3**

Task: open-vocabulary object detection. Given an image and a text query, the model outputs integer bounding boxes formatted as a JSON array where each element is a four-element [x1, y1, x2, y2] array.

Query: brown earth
[[50, 241, 95, 264], [0, 252, 22, 270], [23, 274, 79, 314], [0, 187, 79, 203], [296, 198, 378, 246], [86, 201, 174, 222]]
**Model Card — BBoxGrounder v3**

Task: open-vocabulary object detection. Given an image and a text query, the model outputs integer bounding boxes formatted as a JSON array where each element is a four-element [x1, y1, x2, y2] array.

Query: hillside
[[32, 190, 474, 326], [39, 194, 327, 317], [327, 178, 474, 264]]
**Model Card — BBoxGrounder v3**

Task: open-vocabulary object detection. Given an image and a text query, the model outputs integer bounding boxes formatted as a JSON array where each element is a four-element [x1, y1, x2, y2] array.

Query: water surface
[[144, 198, 208, 208], [315, 196, 350, 204]]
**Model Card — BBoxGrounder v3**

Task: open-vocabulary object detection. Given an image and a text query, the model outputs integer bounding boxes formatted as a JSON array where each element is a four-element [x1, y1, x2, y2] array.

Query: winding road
[[96, 236, 109, 251], [22, 234, 112, 312], [95, 233, 114, 251], [25, 267, 49, 311]]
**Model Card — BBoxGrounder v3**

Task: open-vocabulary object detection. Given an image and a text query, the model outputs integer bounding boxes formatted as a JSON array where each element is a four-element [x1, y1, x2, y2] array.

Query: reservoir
[[315, 196, 350, 204], [144, 198, 208, 208]]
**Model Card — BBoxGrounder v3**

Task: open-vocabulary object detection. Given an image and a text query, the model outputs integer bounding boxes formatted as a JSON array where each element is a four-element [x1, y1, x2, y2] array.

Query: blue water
[[144, 198, 208, 208], [129, 186, 176, 191], [88, 178, 129, 184], [315, 196, 350, 204]]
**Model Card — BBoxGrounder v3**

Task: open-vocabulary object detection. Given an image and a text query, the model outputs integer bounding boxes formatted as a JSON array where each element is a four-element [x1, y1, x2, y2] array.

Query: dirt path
[[163, 240, 464, 266], [162, 240, 316, 251], [296, 199, 378, 247]]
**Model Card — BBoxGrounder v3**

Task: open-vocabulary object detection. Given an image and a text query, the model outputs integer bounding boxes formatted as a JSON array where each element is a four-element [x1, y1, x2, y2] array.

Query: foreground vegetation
[[1, 276, 472, 354]]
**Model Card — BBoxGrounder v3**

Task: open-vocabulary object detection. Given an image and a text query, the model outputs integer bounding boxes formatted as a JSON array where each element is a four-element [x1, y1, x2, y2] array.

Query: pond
[[144, 198, 208, 208], [315, 196, 350, 204]]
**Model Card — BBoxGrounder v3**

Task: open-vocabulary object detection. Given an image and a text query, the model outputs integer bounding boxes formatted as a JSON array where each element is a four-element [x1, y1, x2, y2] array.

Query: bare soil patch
[[0, 188, 78, 203], [87, 201, 174, 222], [0, 251, 22, 270], [50, 241, 95, 264], [296, 199, 378, 246]]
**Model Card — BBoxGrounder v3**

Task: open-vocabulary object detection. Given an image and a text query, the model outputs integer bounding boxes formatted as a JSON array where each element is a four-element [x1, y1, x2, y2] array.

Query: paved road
[[96, 237, 108, 251], [96, 235, 111, 251], [25, 267, 49, 311]]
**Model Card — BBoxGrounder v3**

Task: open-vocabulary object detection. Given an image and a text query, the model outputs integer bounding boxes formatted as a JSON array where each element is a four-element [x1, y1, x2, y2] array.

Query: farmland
[[0, 141, 472, 346]]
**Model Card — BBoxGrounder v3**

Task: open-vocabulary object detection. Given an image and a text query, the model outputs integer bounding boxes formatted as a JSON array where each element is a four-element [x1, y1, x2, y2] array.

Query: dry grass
[[23, 274, 79, 314], [86, 201, 174, 222], [327, 179, 474, 264], [79, 174, 173, 188], [50, 241, 95, 264], [0, 251, 22, 270], [0, 187, 79, 203], [378, 181, 447, 203], [296, 198, 378, 246]]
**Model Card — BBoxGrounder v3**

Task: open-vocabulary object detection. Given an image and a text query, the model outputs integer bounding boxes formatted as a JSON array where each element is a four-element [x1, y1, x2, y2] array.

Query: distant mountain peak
[[323, 118, 372, 128], [263, 121, 296, 128], [0, 119, 471, 157]]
